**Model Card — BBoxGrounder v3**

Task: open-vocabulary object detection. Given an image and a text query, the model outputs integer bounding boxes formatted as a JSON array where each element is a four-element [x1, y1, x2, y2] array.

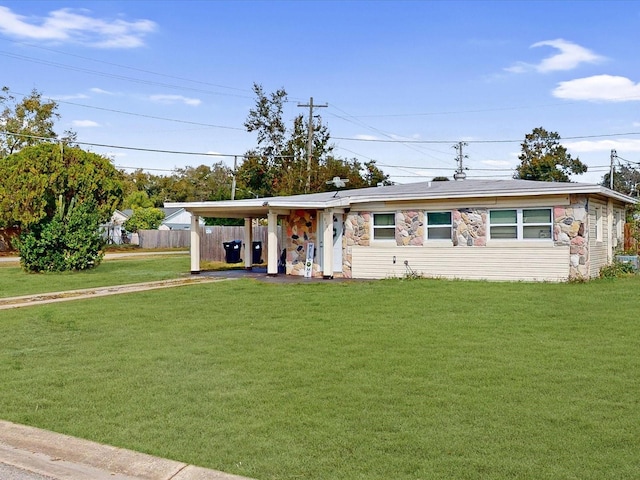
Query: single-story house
[[101, 209, 129, 244], [158, 207, 201, 230], [104, 207, 204, 243], [165, 179, 637, 282]]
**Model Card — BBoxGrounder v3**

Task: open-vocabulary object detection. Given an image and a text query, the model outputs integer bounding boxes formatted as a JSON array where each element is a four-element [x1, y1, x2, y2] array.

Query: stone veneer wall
[[395, 211, 424, 246], [553, 195, 588, 279], [343, 212, 371, 278], [341, 199, 589, 280], [285, 209, 317, 276], [453, 208, 487, 246]]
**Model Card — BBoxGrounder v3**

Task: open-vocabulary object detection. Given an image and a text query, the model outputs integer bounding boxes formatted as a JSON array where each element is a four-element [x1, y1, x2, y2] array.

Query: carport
[[165, 193, 347, 278]]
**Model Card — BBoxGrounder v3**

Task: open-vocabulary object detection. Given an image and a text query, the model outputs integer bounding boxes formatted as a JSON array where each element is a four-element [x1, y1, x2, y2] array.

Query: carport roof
[[165, 179, 637, 218]]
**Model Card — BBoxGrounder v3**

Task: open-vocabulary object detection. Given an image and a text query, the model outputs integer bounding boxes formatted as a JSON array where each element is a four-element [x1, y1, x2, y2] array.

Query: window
[[615, 211, 623, 244], [426, 211, 452, 240], [372, 213, 396, 240], [489, 208, 552, 240], [595, 207, 603, 242]]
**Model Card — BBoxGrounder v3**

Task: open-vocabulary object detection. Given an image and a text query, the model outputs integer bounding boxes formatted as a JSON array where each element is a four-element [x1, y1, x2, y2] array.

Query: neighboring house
[[102, 209, 129, 244], [106, 208, 204, 241], [166, 179, 637, 282], [160, 207, 204, 230]]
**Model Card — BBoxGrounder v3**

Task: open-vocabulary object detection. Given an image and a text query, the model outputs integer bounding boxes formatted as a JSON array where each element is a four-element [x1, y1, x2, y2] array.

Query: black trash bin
[[252, 241, 263, 264], [223, 240, 242, 263]]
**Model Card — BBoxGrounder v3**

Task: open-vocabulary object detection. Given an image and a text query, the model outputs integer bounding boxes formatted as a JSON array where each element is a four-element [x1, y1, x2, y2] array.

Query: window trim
[[615, 210, 623, 245], [488, 208, 553, 241], [595, 207, 603, 243], [371, 212, 396, 242], [425, 210, 453, 241]]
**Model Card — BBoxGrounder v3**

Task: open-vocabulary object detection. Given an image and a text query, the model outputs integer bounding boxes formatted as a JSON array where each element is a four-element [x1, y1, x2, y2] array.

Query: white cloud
[[52, 93, 89, 101], [553, 75, 640, 102], [506, 39, 604, 74], [90, 87, 117, 95], [481, 159, 512, 167], [0, 6, 156, 48], [564, 139, 640, 153], [354, 134, 379, 141], [72, 120, 100, 128], [149, 94, 201, 106]]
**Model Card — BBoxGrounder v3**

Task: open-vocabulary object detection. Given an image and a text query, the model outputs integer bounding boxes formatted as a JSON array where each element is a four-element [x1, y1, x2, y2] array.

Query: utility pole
[[298, 97, 328, 192], [609, 149, 617, 190], [231, 155, 238, 200], [453, 141, 468, 180]]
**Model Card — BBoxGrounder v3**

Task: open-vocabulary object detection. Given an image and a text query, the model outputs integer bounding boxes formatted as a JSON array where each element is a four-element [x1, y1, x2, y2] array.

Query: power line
[[2, 39, 251, 94], [329, 103, 452, 165], [332, 131, 640, 144], [0, 49, 253, 99], [0, 130, 243, 158], [7, 89, 245, 131]]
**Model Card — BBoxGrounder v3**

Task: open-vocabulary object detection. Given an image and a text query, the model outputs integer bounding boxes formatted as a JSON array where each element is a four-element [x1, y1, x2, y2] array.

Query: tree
[[123, 207, 165, 232], [123, 190, 155, 209], [244, 83, 288, 161], [0, 143, 123, 227], [238, 84, 390, 197], [1, 87, 61, 158], [363, 160, 392, 187], [16, 196, 105, 272], [601, 164, 640, 196], [514, 127, 587, 182], [170, 163, 233, 202]]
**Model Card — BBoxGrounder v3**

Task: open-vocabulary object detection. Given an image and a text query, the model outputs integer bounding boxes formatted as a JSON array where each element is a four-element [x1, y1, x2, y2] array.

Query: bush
[[599, 260, 637, 279], [123, 207, 165, 232], [16, 197, 104, 272]]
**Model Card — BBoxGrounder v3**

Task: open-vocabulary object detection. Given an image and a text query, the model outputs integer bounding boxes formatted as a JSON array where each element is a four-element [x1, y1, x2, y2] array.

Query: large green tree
[[120, 162, 234, 206], [0, 87, 76, 158], [238, 83, 389, 197], [0, 143, 123, 227], [514, 127, 587, 182], [601, 164, 640, 196]]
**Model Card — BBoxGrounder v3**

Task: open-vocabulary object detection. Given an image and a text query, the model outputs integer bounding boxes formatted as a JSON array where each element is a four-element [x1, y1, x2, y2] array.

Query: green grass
[[1, 277, 639, 479], [0, 256, 190, 298]]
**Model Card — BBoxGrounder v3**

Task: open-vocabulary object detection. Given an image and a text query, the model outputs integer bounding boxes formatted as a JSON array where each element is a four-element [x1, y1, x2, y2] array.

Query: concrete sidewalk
[[0, 277, 226, 310], [0, 420, 255, 480], [0, 251, 188, 263]]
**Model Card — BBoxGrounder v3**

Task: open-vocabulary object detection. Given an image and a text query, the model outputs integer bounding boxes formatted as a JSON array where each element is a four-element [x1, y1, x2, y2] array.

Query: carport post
[[190, 213, 201, 274], [244, 217, 253, 270], [267, 211, 279, 276], [322, 209, 334, 279]]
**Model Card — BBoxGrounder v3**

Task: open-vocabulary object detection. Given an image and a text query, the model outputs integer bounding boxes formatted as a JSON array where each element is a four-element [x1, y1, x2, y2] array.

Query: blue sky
[[1, 0, 639, 185]]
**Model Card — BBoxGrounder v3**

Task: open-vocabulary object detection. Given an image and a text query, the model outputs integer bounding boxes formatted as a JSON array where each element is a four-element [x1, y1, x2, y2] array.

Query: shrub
[[16, 197, 104, 272], [599, 260, 637, 279], [123, 207, 165, 232]]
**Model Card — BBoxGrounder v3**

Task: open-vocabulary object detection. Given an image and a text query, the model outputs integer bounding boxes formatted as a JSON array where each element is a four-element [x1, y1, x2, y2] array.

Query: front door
[[332, 213, 343, 272], [318, 213, 343, 274]]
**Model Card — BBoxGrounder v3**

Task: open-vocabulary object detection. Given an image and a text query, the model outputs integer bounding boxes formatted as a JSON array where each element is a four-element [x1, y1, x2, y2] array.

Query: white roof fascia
[[164, 182, 637, 215], [344, 185, 637, 206]]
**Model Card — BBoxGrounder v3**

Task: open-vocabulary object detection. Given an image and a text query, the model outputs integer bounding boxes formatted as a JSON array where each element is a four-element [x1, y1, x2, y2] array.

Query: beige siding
[[355, 194, 571, 213], [351, 245, 570, 282], [588, 198, 609, 277]]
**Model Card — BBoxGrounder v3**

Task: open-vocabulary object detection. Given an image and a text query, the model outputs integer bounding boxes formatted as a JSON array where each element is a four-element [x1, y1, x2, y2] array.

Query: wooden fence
[[138, 229, 191, 249], [624, 223, 639, 254], [200, 225, 283, 262], [138, 226, 284, 263]]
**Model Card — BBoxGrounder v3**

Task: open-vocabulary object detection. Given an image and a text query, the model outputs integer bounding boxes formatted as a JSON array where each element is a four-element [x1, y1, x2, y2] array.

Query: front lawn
[[0, 256, 190, 298], [1, 277, 639, 479]]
